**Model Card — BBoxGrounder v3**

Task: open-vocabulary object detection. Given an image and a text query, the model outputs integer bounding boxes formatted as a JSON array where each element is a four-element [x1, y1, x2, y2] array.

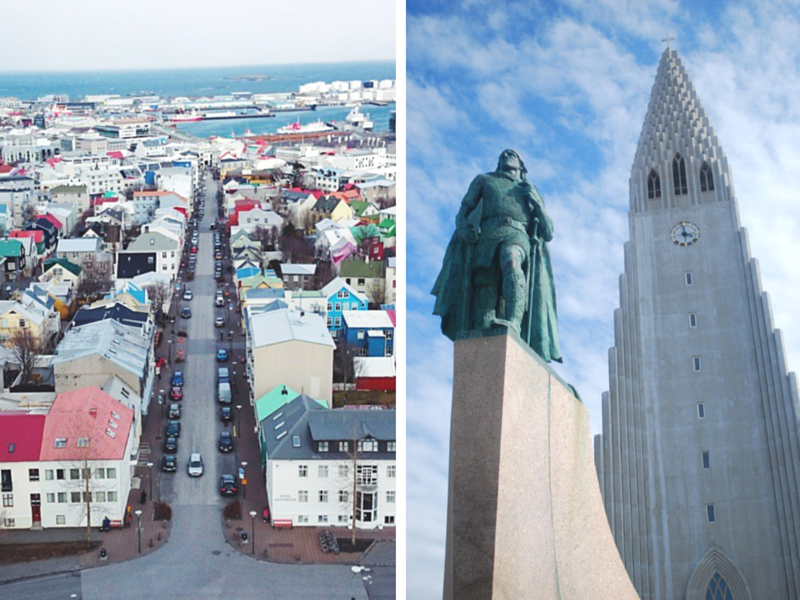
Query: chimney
[[89, 407, 97, 417]]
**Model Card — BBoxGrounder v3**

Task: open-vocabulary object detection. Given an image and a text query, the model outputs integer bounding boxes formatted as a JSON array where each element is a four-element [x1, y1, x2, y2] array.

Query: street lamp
[[146, 462, 154, 503], [249, 510, 257, 555], [241, 461, 248, 500], [135, 509, 143, 554], [236, 404, 242, 438], [167, 339, 173, 363]]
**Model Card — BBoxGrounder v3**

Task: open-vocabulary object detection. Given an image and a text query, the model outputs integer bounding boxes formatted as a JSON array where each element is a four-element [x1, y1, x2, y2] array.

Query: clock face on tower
[[670, 221, 700, 247]]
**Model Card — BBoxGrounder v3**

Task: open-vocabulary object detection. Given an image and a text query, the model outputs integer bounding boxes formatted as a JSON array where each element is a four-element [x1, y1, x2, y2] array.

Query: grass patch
[[332, 390, 395, 408], [336, 537, 373, 554], [224, 500, 242, 520], [0, 541, 101, 565], [154, 502, 172, 521]]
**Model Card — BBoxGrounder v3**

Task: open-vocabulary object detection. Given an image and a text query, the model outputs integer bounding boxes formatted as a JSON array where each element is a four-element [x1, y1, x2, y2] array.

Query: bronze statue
[[431, 149, 562, 362]]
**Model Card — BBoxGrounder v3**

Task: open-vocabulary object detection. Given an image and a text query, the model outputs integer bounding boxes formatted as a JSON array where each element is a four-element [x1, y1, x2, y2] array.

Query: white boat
[[345, 105, 373, 130], [276, 120, 334, 135]]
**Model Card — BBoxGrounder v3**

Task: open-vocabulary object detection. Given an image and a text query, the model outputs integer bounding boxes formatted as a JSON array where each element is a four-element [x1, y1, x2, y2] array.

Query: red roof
[[39, 213, 63, 229], [10, 229, 44, 243], [40, 388, 134, 461], [0, 165, 14, 174], [107, 151, 124, 160], [386, 309, 396, 327], [0, 414, 46, 462], [45, 156, 62, 168], [287, 187, 324, 199]]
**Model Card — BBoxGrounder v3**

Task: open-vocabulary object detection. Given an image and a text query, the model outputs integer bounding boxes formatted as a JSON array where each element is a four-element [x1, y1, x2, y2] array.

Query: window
[[54, 438, 67, 448], [387, 465, 396, 478], [3, 518, 15, 527], [95, 491, 106, 503], [45, 470, 54, 481], [28, 469, 39, 482], [387, 441, 396, 452], [707, 504, 716, 523], [96, 468, 105, 480], [339, 441, 349, 453], [56, 469, 65, 480], [335, 302, 342, 312], [673, 153, 688, 195], [292, 435, 301, 448], [326, 303, 333, 312], [82, 492, 92, 503], [318, 441, 329, 452], [385, 516, 395, 525], [685, 272, 693, 286], [57, 492, 67, 504], [698, 403, 706, 419], [71, 492, 81, 503], [298, 515, 309, 524], [1, 470, 11, 492], [107, 491, 117, 502], [705, 574, 731, 600], [357, 465, 378, 486], [357, 330, 365, 340], [689, 313, 697, 328], [693, 356, 702, 372], [386, 330, 393, 341], [339, 465, 349, 478], [106, 468, 117, 479], [357, 278, 365, 286], [56, 515, 66, 525], [358, 439, 378, 452], [387, 491, 396, 503], [77, 438, 89, 448], [70, 468, 80, 480], [337, 290, 347, 299], [2, 493, 13, 507], [700, 162, 714, 192], [647, 169, 661, 199], [334, 317, 341, 328], [46, 493, 55, 503], [702, 451, 710, 469], [318, 515, 328, 523], [339, 490, 349, 503], [338, 515, 348, 523], [298, 465, 308, 478], [319, 466, 328, 478], [299, 490, 308, 502], [319, 491, 328, 503]]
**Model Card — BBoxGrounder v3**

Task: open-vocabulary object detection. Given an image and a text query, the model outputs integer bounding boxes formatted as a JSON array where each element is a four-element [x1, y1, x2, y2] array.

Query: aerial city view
[[0, 2, 397, 599]]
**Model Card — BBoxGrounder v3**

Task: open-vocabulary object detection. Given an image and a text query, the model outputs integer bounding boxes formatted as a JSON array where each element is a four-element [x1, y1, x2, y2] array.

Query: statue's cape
[[431, 231, 470, 342]]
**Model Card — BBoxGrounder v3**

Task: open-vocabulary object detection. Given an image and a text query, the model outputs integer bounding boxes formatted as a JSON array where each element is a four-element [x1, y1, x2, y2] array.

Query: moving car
[[219, 474, 238, 496], [188, 453, 204, 477], [218, 431, 233, 453], [215, 316, 225, 328], [163, 437, 178, 454], [219, 405, 232, 422], [181, 307, 192, 319], [215, 295, 225, 307], [161, 455, 177, 472], [168, 403, 181, 418], [166, 420, 181, 438], [171, 386, 183, 401], [183, 290, 193, 301], [216, 349, 228, 362], [171, 371, 184, 387]]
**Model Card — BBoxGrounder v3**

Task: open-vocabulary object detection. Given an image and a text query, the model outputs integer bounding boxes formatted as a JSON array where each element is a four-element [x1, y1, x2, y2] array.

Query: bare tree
[[144, 282, 171, 323], [8, 328, 45, 385], [334, 341, 360, 387], [253, 226, 278, 252], [76, 255, 113, 302], [278, 224, 315, 263], [365, 278, 386, 308], [312, 260, 334, 289]]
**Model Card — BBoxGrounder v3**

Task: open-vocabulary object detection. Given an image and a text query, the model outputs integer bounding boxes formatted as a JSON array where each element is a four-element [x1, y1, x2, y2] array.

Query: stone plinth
[[443, 332, 640, 600]]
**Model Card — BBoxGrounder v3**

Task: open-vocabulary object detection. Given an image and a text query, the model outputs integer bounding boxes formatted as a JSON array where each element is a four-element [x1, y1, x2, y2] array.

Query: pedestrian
[[140, 490, 147, 505]]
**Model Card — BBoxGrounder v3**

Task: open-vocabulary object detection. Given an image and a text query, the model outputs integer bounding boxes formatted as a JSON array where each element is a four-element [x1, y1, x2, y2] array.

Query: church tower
[[595, 48, 800, 599]]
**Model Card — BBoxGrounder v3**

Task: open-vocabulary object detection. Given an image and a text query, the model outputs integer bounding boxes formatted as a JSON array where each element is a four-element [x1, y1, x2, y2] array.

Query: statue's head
[[496, 149, 527, 181]]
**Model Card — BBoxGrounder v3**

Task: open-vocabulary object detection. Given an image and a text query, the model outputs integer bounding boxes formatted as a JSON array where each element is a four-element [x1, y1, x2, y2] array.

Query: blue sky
[[406, 1, 800, 597]]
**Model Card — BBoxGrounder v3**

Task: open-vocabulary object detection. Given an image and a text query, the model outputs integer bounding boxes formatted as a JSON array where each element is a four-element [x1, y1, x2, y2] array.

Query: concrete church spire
[[596, 48, 800, 600], [629, 49, 734, 214]]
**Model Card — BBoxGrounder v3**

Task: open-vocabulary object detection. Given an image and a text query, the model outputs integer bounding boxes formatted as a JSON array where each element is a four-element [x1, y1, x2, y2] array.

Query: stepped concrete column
[[443, 331, 639, 600]]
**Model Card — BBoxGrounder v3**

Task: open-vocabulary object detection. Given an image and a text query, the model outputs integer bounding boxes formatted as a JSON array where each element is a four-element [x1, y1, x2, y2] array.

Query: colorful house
[[320, 277, 368, 338], [341, 310, 394, 357]]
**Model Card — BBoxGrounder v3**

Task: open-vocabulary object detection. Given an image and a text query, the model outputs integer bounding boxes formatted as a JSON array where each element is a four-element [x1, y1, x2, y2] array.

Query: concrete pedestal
[[443, 332, 639, 600]]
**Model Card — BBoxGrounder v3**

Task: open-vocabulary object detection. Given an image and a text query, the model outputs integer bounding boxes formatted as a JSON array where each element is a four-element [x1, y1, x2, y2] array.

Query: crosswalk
[[136, 443, 152, 467]]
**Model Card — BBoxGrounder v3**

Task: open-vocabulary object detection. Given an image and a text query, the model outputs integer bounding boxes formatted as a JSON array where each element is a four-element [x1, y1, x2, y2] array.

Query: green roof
[[43, 257, 82, 277], [0, 239, 23, 257], [50, 185, 87, 195], [255, 385, 328, 422], [379, 218, 397, 236], [349, 200, 373, 217], [339, 257, 386, 279]]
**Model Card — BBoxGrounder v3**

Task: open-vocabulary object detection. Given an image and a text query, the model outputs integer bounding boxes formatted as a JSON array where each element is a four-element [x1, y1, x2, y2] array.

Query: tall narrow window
[[647, 169, 661, 199], [699, 162, 714, 192], [689, 313, 697, 328], [693, 356, 702, 372], [697, 403, 706, 419], [702, 451, 710, 469], [706, 504, 716, 523], [705, 573, 732, 600], [673, 153, 688, 195], [685, 272, 693, 286]]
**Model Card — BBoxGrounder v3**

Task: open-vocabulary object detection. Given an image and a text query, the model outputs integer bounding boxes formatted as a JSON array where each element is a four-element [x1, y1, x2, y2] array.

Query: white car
[[188, 453, 204, 477], [183, 290, 193, 301]]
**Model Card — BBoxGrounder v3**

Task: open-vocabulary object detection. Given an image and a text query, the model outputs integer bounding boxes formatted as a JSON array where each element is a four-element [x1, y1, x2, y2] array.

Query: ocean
[[0, 61, 396, 136]]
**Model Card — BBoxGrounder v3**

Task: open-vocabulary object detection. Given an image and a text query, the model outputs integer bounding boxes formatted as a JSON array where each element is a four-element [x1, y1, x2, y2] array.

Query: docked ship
[[327, 104, 374, 131], [169, 111, 202, 122], [276, 120, 334, 135]]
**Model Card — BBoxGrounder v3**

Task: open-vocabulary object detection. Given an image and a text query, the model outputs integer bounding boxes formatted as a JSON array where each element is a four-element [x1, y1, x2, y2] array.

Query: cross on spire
[[662, 35, 676, 49]]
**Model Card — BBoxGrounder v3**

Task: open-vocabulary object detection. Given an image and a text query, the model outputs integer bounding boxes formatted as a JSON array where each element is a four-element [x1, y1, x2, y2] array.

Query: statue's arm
[[455, 175, 484, 242], [529, 186, 554, 242]]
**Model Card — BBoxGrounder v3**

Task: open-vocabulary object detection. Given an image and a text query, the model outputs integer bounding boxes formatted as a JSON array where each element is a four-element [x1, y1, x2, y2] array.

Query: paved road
[[0, 172, 375, 599]]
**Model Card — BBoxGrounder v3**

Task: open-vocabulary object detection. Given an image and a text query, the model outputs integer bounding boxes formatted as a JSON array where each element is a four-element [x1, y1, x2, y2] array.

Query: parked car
[[163, 437, 178, 454], [181, 307, 192, 319], [220, 406, 232, 422], [183, 290, 193, 301], [215, 270, 224, 282], [190, 246, 198, 254], [215, 316, 225, 328], [166, 420, 181, 438], [171, 386, 183, 401], [161, 455, 177, 472], [218, 367, 230, 383], [215, 251, 222, 260], [215, 295, 225, 307], [216, 349, 229, 362], [218, 431, 233, 453], [171, 371, 184, 387], [219, 474, 238, 496], [188, 453, 204, 477], [168, 403, 181, 418]]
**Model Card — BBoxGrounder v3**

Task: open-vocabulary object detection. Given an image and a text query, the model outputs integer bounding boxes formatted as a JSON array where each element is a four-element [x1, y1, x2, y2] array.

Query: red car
[[190, 246, 198, 253], [171, 386, 183, 400]]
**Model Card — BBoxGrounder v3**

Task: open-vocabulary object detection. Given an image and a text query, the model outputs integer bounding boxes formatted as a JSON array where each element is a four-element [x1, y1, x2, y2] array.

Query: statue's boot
[[499, 269, 526, 335]]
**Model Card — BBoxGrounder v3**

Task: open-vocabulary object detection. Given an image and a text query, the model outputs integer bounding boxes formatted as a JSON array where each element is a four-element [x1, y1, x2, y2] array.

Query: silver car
[[188, 453, 204, 477]]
